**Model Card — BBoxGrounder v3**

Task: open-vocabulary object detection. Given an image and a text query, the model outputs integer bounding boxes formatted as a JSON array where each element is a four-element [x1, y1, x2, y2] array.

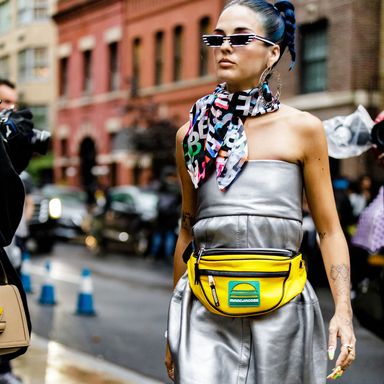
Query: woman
[[165, 1, 356, 383]]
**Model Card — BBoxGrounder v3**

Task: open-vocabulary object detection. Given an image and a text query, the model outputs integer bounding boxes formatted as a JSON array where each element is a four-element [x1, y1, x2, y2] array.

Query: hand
[[327, 310, 356, 379], [1, 109, 34, 173], [2, 109, 34, 140], [165, 342, 175, 381]]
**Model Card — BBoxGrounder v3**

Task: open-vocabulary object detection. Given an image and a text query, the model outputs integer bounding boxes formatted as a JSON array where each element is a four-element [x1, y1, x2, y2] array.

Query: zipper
[[194, 247, 204, 285], [200, 269, 289, 278], [196, 248, 297, 258], [208, 275, 220, 307]]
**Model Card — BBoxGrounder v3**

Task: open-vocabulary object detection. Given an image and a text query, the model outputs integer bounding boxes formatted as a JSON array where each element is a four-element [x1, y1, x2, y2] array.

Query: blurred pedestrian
[[350, 178, 384, 292], [348, 175, 373, 221], [350, 110, 384, 338], [165, 1, 355, 383], [149, 167, 181, 263], [332, 177, 354, 242]]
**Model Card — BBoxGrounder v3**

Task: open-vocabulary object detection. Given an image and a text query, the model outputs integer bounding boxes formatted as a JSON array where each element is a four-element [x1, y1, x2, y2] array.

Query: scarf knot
[[183, 83, 279, 191]]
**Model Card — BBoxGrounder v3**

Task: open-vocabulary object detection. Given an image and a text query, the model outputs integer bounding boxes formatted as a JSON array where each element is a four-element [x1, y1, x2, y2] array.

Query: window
[[83, 50, 93, 94], [59, 57, 68, 97], [109, 132, 116, 151], [173, 26, 184, 82], [108, 42, 119, 91], [18, 0, 48, 24], [301, 22, 328, 94], [60, 166, 67, 181], [0, 56, 10, 79], [34, 0, 48, 20], [0, 1, 12, 34], [18, 47, 49, 82], [60, 138, 68, 157], [28, 105, 48, 130], [199, 17, 211, 77], [154, 31, 164, 86], [132, 38, 141, 96]]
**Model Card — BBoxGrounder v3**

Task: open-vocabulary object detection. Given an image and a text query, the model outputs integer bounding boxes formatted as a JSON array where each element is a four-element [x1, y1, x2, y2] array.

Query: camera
[[370, 119, 384, 152], [0, 108, 51, 155]]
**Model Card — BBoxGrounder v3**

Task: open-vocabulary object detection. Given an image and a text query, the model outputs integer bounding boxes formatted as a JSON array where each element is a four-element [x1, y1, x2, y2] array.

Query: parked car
[[27, 184, 88, 253], [40, 184, 88, 240], [28, 189, 58, 253], [87, 185, 159, 256]]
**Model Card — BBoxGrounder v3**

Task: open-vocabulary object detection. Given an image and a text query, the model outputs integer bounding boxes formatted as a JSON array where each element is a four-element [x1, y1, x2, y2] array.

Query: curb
[[13, 333, 165, 384]]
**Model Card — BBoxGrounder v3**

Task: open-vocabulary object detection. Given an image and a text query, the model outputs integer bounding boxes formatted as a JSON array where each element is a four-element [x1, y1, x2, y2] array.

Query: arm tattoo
[[318, 232, 327, 240], [330, 263, 350, 298], [330, 263, 349, 282], [181, 212, 196, 231]]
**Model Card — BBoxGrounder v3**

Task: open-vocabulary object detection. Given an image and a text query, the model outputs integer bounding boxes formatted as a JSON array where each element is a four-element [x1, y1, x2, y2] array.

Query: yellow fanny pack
[[187, 248, 307, 317]]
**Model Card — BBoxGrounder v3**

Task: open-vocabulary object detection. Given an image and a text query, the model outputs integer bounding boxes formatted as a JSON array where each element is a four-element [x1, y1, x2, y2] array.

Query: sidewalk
[[12, 334, 164, 384]]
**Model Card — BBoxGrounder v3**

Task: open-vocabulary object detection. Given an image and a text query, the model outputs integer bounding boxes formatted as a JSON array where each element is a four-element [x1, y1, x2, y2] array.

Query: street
[[23, 242, 384, 384], [25, 242, 173, 383]]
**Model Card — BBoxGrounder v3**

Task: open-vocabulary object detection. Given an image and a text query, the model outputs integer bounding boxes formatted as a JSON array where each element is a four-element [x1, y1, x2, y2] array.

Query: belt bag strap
[[187, 248, 307, 317]]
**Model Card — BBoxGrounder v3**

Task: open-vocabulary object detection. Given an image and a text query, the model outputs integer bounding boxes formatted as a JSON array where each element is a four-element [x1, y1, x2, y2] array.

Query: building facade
[[124, 0, 224, 125], [53, 0, 383, 188], [53, 0, 126, 189], [53, 0, 225, 188], [0, 0, 57, 133], [284, 0, 382, 180]]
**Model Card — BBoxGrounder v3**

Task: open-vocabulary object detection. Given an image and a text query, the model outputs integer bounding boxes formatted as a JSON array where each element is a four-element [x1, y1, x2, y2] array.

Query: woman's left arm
[[300, 114, 356, 374]]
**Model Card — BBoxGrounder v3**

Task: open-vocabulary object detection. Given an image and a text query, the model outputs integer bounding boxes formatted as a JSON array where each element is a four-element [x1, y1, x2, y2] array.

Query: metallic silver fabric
[[167, 160, 327, 384]]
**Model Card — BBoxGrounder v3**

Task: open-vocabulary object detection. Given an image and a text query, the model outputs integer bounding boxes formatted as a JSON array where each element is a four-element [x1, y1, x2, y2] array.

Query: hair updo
[[224, 0, 296, 70]]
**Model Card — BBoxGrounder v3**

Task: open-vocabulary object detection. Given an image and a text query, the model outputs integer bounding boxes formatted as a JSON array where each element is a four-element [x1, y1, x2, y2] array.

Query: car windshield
[[110, 188, 158, 213], [110, 192, 135, 205], [42, 185, 87, 203]]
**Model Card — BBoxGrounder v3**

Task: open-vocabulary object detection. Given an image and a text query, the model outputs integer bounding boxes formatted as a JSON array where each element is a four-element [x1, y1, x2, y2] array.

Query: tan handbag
[[0, 263, 30, 355]]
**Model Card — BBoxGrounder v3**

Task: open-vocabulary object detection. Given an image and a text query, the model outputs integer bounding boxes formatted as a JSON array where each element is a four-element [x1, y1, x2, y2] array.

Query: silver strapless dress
[[167, 161, 327, 384]]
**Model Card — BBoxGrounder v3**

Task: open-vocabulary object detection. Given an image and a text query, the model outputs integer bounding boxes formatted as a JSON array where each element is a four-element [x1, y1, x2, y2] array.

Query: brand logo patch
[[228, 281, 260, 307]]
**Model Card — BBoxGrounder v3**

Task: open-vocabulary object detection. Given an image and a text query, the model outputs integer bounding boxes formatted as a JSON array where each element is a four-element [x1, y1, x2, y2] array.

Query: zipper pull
[[208, 275, 220, 307], [194, 248, 204, 285]]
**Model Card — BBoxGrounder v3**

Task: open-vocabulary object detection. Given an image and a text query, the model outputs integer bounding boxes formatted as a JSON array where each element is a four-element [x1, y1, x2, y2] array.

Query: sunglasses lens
[[203, 35, 223, 47], [230, 35, 251, 46]]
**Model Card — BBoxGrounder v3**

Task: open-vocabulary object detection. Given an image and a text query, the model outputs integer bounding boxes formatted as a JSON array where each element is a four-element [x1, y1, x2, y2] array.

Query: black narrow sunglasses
[[202, 34, 275, 47]]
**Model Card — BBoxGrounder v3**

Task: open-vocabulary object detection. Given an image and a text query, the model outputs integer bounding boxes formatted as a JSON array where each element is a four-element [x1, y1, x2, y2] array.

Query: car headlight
[[49, 198, 62, 219]]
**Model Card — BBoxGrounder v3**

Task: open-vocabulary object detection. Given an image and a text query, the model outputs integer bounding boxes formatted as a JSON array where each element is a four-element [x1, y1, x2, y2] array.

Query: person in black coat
[[0, 83, 36, 381]]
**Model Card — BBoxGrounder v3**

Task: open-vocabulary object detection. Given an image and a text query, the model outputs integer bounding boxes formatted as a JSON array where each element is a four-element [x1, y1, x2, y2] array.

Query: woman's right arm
[[165, 123, 197, 381], [172, 123, 197, 287]]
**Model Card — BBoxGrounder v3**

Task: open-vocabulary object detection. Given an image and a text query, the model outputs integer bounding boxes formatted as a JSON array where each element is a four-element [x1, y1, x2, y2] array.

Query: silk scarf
[[183, 83, 280, 191]]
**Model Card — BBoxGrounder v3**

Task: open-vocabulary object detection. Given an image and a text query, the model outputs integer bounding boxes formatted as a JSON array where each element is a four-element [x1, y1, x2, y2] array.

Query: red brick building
[[53, 0, 225, 188], [53, 0, 383, 188], [53, 0, 127, 189], [124, 0, 224, 124]]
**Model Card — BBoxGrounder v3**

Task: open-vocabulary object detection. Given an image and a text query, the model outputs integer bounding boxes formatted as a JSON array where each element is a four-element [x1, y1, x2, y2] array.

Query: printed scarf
[[183, 83, 280, 191]]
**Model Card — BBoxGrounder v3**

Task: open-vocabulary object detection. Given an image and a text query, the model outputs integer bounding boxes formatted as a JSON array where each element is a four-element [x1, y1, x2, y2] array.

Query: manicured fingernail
[[328, 346, 335, 360]]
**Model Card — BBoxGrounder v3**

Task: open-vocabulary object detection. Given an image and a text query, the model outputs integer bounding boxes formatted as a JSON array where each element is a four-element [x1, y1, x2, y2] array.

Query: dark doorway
[[79, 137, 97, 205]]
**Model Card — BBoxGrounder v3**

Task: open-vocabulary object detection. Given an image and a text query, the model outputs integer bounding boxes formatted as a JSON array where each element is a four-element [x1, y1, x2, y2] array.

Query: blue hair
[[224, 0, 296, 70]]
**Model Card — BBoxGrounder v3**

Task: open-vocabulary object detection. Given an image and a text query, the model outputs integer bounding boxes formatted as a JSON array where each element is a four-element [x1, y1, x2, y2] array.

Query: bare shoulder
[[276, 105, 326, 162], [176, 122, 190, 144], [279, 104, 323, 135]]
